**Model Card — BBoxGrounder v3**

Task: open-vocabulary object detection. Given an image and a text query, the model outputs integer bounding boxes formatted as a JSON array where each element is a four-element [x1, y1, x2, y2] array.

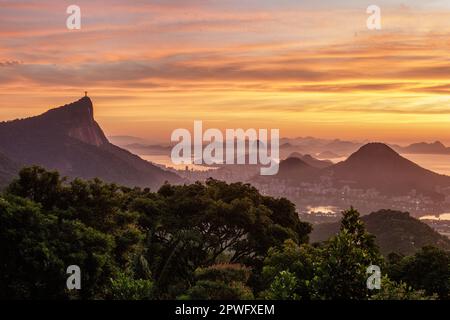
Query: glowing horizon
[[1, 0, 450, 144]]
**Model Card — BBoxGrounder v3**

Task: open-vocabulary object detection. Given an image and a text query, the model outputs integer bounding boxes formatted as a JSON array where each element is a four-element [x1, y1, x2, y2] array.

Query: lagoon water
[[140, 155, 213, 171], [420, 213, 450, 221], [307, 206, 339, 215]]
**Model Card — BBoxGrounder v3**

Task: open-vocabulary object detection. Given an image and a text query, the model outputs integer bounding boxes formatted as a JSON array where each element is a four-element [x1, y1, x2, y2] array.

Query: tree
[[261, 239, 317, 299], [312, 208, 383, 300], [109, 272, 154, 300], [135, 179, 311, 298], [0, 195, 117, 299], [261, 208, 383, 300], [0, 167, 144, 299], [181, 264, 254, 300], [3, 166, 448, 301], [371, 276, 436, 300], [263, 271, 300, 300], [6, 166, 63, 210], [387, 246, 450, 299]]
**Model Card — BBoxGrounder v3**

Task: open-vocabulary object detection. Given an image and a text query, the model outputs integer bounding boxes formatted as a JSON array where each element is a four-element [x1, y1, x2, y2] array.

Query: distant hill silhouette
[[252, 157, 320, 185], [310, 209, 450, 256], [329, 143, 450, 198], [394, 141, 450, 155], [323, 139, 362, 155], [278, 137, 450, 157], [0, 97, 182, 189], [288, 153, 333, 169], [253, 142, 450, 199], [279, 137, 362, 156], [317, 150, 341, 159]]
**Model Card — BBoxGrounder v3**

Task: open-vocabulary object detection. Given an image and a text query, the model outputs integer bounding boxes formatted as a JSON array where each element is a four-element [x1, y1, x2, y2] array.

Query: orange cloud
[[1, 2, 450, 144]]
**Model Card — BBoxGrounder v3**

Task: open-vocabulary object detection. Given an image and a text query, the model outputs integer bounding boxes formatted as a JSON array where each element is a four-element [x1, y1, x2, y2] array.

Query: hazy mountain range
[[118, 134, 450, 160], [2, 96, 450, 201], [280, 137, 450, 158], [0, 97, 182, 189], [287, 152, 333, 169], [393, 141, 450, 155], [1, 97, 450, 243]]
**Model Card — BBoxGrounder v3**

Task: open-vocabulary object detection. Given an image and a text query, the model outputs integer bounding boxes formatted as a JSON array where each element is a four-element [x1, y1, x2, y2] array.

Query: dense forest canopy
[[0, 166, 449, 300]]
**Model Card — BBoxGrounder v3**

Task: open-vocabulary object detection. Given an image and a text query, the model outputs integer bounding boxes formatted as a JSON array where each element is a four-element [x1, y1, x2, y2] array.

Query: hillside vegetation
[[311, 209, 450, 255], [1, 167, 449, 300]]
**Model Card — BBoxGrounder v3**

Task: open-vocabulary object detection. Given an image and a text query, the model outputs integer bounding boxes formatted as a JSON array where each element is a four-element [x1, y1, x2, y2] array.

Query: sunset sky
[[1, 0, 450, 144]]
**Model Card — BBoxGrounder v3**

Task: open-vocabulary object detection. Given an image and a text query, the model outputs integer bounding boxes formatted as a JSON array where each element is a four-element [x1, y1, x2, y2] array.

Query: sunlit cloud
[[1, 0, 450, 143]]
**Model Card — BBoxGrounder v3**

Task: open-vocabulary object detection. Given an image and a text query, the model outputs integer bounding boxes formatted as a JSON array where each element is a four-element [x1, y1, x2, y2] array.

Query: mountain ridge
[[329, 143, 450, 198], [0, 97, 182, 189], [394, 141, 450, 155], [253, 142, 450, 199], [0, 151, 20, 188], [288, 153, 333, 169]]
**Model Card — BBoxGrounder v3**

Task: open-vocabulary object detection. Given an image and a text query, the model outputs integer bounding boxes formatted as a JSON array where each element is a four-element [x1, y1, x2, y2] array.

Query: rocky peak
[[40, 96, 108, 146]]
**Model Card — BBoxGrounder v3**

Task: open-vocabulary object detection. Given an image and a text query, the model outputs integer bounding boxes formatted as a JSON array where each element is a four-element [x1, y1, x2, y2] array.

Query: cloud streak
[[1, 0, 450, 143]]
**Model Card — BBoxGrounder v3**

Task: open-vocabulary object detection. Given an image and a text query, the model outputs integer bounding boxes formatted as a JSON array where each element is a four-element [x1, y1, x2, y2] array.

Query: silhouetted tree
[[181, 264, 253, 300]]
